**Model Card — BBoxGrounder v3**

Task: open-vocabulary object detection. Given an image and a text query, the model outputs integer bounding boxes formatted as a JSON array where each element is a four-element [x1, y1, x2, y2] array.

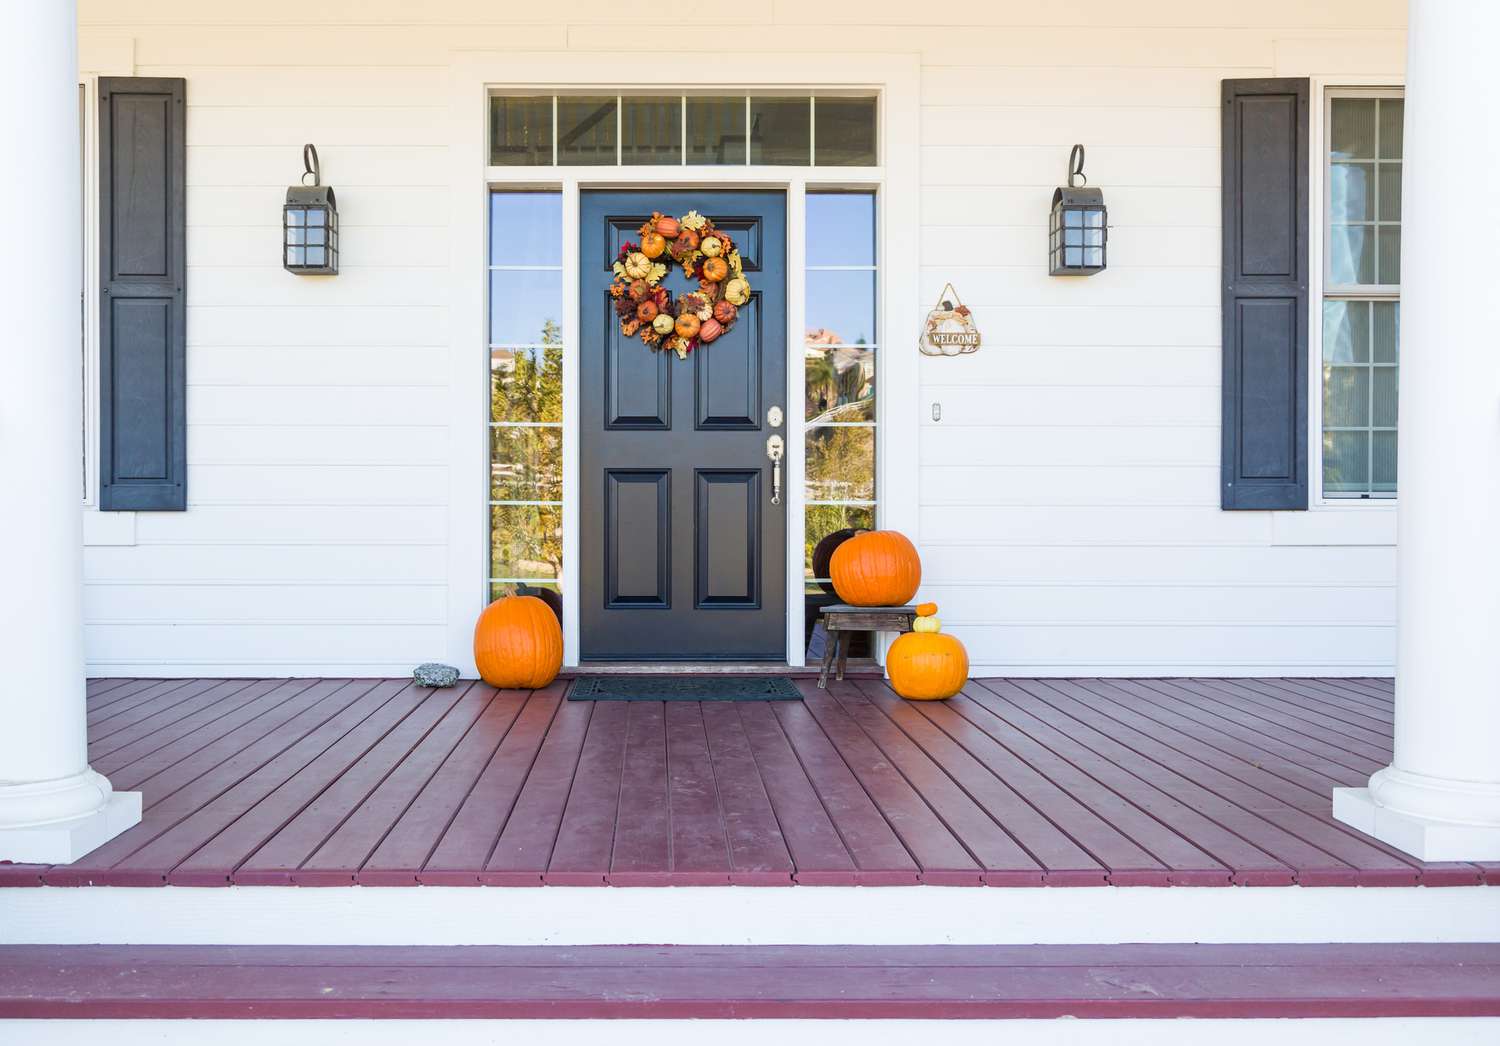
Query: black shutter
[[98, 77, 187, 511], [1221, 77, 1309, 510]]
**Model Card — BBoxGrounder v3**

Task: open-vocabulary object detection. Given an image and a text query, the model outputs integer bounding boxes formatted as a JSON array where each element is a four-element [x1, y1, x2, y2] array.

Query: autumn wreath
[[609, 210, 752, 360]]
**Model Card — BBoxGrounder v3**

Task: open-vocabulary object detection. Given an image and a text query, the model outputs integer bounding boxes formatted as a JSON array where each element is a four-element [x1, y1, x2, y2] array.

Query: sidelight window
[[1321, 91, 1402, 498], [488, 191, 564, 606], [489, 93, 876, 167], [804, 191, 877, 599]]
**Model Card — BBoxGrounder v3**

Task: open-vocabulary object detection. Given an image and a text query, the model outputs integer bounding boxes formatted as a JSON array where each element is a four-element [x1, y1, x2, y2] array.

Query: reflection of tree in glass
[[807, 425, 874, 502], [491, 320, 563, 581], [492, 505, 562, 580], [492, 319, 563, 422], [804, 340, 874, 423]]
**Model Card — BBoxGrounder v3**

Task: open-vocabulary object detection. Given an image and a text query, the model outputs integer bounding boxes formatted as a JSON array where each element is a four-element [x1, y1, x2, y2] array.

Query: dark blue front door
[[580, 191, 787, 660]]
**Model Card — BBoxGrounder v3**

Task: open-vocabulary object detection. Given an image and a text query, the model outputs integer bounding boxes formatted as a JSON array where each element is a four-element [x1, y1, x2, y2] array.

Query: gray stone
[[413, 662, 460, 688]]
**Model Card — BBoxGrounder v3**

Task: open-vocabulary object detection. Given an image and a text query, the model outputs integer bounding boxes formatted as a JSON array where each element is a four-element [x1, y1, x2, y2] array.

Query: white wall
[[76, 1, 1408, 677]]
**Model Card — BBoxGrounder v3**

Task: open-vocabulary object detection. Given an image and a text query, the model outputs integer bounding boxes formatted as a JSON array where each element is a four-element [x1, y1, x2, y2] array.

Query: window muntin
[[1322, 92, 1402, 499], [804, 191, 877, 607], [489, 94, 876, 167], [489, 191, 564, 604]]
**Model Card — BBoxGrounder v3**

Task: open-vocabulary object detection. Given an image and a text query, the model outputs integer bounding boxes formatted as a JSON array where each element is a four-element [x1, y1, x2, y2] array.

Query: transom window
[[1321, 90, 1402, 498], [489, 94, 877, 167]]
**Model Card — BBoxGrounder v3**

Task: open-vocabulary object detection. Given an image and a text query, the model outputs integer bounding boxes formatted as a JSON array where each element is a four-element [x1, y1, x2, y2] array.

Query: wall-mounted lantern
[[1049, 144, 1106, 276], [283, 144, 338, 275]]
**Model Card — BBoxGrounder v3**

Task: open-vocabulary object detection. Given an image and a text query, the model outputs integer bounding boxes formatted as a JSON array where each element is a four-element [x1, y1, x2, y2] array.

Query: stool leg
[[835, 632, 851, 682], [819, 630, 837, 688]]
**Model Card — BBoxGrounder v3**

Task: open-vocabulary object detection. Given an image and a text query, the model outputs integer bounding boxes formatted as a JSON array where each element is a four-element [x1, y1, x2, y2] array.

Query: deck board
[[422, 686, 562, 884], [2, 943, 1496, 1019], [3, 675, 1485, 889]]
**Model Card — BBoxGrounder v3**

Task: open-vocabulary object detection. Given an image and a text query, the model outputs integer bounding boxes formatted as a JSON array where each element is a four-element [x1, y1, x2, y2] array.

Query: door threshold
[[565, 660, 880, 677]]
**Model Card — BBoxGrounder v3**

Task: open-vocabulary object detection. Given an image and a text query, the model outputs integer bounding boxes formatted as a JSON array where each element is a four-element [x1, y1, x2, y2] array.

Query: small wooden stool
[[817, 604, 918, 688]]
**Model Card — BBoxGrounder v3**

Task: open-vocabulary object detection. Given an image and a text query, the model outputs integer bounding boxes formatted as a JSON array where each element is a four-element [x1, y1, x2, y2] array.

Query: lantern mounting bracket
[[1067, 143, 1087, 187], [302, 143, 322, 187]]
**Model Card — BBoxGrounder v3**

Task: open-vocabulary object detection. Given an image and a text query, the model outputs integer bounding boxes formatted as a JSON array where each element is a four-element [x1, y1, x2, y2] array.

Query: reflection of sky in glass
[[806, 193, 876, 344], [807, 193, 874, 265], [490, 270, 563, 345], [806, 271, 875, 344], [490, 192, 562, 265]]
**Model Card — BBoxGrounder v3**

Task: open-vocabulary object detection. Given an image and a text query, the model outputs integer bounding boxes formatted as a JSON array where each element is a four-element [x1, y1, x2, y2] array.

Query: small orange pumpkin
[[830, 530, 921, 607], [887, 630, 968, 701], [915, 602, 938, 617], [636, 300, 658, 322], [641, 231, 667, 259], [713, 300, 737, 325], [655, 215, 680, 239], [473, 595, 562, 689], [701, 256, 729, 282], [698, 317, 723, 343], [675, 313, 701, 339], [673, 229, 700, 255]]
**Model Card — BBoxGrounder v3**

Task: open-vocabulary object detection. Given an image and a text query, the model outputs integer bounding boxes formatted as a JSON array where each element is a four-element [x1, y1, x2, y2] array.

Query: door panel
[[605, 469, 671, 608], [581, 191, 787, 660], [695, 469, 761, 609]]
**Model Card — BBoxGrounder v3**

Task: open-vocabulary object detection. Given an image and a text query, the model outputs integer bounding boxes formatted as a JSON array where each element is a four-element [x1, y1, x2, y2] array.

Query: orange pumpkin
[[473, 595, 562, 689], [636, 300, 658, 322], [675, 313, 701, 339], [673, 229, 700, 254], [713, 300, 737, 325], [698, 317, 723, 343], [830, 530, 921, 606], [655, 216, 680, 239], [915, 602, 938, 617], [701, 256, 729, 282], [641, 231, 667, 259], [887, 631, 968, 701]]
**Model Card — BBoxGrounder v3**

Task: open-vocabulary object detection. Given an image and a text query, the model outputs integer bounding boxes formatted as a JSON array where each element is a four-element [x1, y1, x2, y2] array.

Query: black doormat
[[568, 676, 803, 702]]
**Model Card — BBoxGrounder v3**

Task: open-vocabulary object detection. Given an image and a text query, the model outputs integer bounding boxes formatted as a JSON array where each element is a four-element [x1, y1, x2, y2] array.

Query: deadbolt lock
[[767, 405, 784, 428]]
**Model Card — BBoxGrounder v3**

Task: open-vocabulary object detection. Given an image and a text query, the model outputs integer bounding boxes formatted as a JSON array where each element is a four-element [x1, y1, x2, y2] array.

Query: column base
[[0, 791, 141, 865], [1334, 787, 1500, 862]]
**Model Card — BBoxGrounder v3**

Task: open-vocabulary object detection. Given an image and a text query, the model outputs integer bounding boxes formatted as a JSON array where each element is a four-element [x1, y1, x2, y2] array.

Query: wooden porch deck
[[2, 675, 1494, 889]]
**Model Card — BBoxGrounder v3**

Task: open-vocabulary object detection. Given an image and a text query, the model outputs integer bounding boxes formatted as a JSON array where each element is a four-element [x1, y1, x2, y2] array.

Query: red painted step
[[1, 944, 1497, 1020]]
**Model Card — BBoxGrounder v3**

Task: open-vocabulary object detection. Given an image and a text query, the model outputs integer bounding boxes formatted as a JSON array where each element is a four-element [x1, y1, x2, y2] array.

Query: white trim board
[[7, 1020, 1499, 1046], [3, 885, 1494, 947], [444, 53, 921, 673]]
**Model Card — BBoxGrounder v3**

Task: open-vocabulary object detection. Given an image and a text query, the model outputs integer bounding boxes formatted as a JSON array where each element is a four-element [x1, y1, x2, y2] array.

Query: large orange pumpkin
[[887, 630, 968, 701], [830, 530, 921, 606], [474, 595, 562, 689]]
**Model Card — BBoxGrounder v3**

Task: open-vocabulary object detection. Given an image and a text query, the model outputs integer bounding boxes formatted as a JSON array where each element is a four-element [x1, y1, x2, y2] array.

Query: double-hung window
[[1321, 91, 1403, 498]]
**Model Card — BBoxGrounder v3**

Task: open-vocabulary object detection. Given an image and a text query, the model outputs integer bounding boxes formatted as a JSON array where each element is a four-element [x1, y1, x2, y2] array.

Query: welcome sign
[[919, 283, 981, 356]]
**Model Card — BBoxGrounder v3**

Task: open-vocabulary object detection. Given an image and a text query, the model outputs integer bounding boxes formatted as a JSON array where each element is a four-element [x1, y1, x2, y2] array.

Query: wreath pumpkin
[[609, 210, 752, 360]]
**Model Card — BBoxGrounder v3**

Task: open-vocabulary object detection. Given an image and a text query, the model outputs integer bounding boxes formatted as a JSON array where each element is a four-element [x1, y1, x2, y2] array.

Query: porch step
[[2, 944, 1498, 1019]]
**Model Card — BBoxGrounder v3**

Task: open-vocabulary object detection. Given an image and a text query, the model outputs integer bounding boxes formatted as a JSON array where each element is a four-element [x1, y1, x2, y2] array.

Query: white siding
[[77, 0, 1406, 675]]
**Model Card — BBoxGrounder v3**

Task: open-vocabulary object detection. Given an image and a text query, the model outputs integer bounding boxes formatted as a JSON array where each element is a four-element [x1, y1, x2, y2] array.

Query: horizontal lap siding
[[902, 9, 1400, 673], [78, 1, 1404, 675], [83, 35, 452, 674]]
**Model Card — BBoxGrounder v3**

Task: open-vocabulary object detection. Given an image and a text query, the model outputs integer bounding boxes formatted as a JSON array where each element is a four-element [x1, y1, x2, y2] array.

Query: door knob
[[765, 434, 785, 506]]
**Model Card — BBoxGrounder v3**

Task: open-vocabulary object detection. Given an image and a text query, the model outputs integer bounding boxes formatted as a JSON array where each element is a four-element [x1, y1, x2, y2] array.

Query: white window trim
[[446, 53, 921, 671], [1306, 77, 1405, 512]]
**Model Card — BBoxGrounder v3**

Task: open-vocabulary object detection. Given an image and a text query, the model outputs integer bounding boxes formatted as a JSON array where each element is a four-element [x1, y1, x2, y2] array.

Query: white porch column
[[0, 0, 140, 863], [1333, 0, 1500, 860]]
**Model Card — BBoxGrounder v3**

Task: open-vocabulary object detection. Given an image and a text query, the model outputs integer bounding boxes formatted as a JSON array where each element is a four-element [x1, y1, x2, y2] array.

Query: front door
[[580, 190, 787, 660]]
